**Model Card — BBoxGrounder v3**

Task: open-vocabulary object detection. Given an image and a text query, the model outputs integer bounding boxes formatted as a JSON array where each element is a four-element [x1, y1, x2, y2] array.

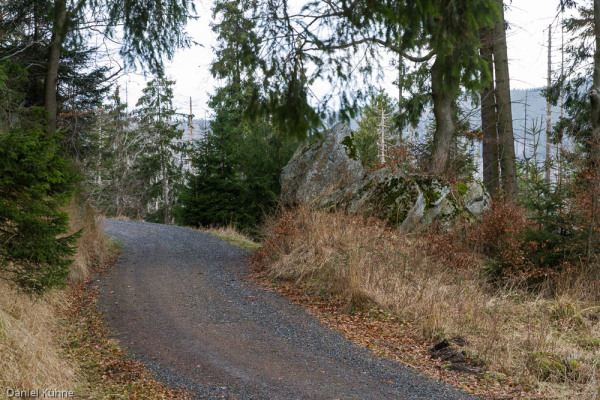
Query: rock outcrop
[[281, 123, 490, 232]]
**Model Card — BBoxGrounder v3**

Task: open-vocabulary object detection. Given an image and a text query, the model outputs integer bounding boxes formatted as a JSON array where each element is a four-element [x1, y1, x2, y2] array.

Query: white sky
[[117, 0, 568, 117]]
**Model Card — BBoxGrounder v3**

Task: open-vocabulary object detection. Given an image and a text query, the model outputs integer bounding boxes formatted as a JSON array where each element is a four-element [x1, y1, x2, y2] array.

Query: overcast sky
[[117, 0, 567, 118]]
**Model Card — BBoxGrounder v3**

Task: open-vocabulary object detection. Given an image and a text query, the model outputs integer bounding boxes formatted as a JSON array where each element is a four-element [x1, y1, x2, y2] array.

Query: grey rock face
[[281, 123, 490, 232], [280, 124, 366, 206]]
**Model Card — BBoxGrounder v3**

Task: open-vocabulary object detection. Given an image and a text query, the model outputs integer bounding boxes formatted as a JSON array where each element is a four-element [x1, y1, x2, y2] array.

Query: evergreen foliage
[[214, 0, 500, 164], [176, 0, 298, 233], [354, 91, 399, 166], [86, 90, 142, 217], [87, 80, 186, 222], [412, 104, 478, 181], [135, 78, 186, 223], [0, 72, 79, 293], [176, 81, 297, 233]]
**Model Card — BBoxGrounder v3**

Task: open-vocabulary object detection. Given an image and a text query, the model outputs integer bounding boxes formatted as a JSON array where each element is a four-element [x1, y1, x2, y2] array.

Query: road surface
[[98, 220, 475, 400]]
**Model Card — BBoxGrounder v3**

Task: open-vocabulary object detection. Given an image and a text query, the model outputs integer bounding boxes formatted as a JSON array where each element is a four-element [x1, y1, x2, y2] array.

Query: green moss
[[527, 351, 580, 382], [528, 352, 566, 381], [457, 182, 468, 196], [423, 186, 441, 207], [415, 178, 447, 210], [367, 176, 418, 225], [576, 335, 600, 350]]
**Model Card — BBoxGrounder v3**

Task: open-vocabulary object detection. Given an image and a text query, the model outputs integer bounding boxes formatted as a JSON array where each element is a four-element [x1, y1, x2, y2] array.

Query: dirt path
[[98, 220, 476, 400]]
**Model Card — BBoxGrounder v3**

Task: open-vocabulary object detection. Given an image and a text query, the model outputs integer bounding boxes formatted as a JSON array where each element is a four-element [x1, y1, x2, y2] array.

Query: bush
[[0, 111, 80, 294], [470, 196, 577, 285]]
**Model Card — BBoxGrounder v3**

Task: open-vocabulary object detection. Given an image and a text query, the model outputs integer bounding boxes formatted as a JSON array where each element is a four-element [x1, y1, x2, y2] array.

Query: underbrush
[[254, 206, 600, 399]]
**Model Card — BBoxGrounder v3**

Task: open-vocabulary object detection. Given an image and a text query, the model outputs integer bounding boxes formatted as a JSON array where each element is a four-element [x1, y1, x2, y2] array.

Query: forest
[[1, 0, 600, 398]]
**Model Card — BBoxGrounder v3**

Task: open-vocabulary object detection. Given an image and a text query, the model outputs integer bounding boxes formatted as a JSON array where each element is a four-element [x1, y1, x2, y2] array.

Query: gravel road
[[98, 220, 476, 400]]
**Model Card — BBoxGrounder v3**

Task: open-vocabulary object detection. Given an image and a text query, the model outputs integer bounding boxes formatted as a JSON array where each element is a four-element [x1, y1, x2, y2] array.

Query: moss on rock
[[281, 124, 490, 232]]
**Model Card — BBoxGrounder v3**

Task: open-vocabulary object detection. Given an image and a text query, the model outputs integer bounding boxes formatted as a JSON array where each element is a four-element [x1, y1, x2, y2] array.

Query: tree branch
[[304, 36, 435, 62]]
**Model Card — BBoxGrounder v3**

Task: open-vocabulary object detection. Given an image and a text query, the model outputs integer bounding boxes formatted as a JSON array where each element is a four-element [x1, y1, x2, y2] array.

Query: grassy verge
[[252, 207, 600, 400], [0, 282, 77, 395], [202, 225, 261, 250], [0, 197, 101, 395]]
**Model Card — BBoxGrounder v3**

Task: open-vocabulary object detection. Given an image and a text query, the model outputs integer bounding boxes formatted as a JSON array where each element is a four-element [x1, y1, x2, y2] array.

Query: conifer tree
[[176, 0, 298, 232], [40, 0, 195, 135], [219, 0, 500, 175], [135, 78, 186, 224], [354, 91, 399, 166], [0, 67, 79, 293]]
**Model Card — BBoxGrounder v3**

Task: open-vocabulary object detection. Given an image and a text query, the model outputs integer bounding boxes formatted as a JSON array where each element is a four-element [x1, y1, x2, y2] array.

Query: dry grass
[[0, 197, 107, 393], [0, 282, 77, 391], [66, 198, 107, 282], [254, 206, 600, 399], [203, 225, 261, 250]]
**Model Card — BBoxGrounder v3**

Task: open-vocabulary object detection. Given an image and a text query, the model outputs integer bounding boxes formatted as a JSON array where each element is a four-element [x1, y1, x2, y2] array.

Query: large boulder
[[280, 124, 365, 205], [281, 123, 490, 232]]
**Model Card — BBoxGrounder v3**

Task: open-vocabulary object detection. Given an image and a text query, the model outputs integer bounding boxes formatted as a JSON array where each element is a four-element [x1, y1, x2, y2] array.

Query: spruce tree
[[0, 68, 79, 293], [176, 0, 298, 232], [354, 91, 399, 166], [135, 78, 186, 224], [216, 0, 500, 175]]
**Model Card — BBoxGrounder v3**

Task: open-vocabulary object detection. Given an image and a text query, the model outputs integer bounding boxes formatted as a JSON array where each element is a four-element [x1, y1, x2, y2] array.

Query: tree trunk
[[480, 27, 500, 197], [398, 53, 404, 145], [430, 57, 457, 174], [592, 0, 600, 161], [545, 25, 553, 182], [492, 0, 518, 199], [587, 0, 600, 257], [44, 0, 68, 136]]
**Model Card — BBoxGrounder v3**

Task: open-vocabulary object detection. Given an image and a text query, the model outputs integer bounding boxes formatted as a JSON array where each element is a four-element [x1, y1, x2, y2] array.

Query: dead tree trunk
[[592, 0, 600, 162], [545, 25, 553, 183], [586, 0, 600, 256]]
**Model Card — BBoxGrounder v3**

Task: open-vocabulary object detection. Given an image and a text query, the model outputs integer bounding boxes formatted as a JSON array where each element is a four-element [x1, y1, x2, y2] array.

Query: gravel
[[98, 219, 477, 400]]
